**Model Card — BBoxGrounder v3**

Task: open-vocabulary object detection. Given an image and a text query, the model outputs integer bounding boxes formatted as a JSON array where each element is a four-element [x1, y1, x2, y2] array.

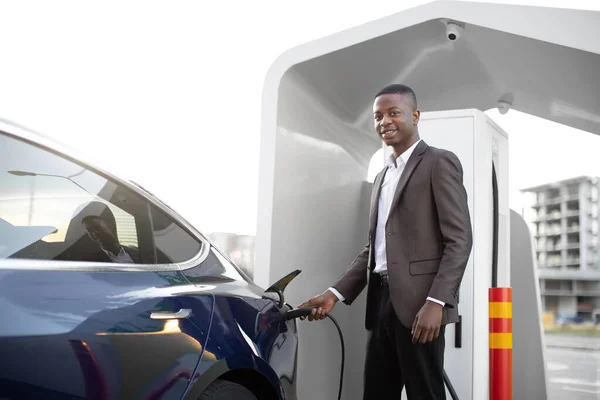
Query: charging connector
[[285, 307, 345, 400]]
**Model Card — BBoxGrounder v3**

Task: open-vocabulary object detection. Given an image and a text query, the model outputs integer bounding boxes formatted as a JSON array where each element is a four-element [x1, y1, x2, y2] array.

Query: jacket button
[[387, 232, 395, 236]]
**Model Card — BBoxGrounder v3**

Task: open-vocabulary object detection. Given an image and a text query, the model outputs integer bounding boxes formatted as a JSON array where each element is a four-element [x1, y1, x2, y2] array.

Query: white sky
[[1, 0, 599, 235]]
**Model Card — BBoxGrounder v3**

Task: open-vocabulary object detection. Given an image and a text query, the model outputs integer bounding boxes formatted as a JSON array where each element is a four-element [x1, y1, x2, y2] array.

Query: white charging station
[[422, 110, 509, 400], [252, 1, 597, 397], [376, 109, 510, 399], [257, 72, 511, 400]]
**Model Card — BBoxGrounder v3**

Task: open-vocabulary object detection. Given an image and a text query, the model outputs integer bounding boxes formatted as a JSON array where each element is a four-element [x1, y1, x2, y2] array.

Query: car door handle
[[150, 309, 192, 320]]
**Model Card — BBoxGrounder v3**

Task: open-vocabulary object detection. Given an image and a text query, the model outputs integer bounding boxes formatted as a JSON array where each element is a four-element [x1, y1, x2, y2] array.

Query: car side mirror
[[263, 269, 301, 308]]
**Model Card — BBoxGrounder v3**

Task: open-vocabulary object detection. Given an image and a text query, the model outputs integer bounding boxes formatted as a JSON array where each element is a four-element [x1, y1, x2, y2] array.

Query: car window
[[0, 132, 202, 266], [182, 247, 246, 283], [150, 206, 202, 264]]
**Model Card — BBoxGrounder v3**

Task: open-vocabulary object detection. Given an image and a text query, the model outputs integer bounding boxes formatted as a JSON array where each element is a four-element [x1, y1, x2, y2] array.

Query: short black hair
[[374, 84, 417, 109], [82, 214, 118, 236]]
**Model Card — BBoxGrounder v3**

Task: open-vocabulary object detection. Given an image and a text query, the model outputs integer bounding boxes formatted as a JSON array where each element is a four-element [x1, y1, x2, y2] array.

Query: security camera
[[446, 22, 463, 42], [497, 100, 512, 115]]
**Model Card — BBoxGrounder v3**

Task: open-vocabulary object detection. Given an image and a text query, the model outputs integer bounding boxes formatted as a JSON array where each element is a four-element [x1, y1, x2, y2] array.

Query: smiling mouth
[[381, 129, 397, 140]]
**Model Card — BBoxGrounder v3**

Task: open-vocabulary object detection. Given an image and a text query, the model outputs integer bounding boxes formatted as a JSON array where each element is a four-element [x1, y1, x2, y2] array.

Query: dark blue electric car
[[0, 119, 300, 400]]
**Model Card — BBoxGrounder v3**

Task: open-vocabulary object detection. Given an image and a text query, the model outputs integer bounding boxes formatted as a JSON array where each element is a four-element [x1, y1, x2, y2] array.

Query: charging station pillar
[[382, 109, 510, 400], [489, 287, 513, 400]]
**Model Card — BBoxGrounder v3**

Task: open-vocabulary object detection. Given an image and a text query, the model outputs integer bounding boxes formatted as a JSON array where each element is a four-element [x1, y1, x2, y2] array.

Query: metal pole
[[489, 287, 513, 400], [28, 176, 35, 226]]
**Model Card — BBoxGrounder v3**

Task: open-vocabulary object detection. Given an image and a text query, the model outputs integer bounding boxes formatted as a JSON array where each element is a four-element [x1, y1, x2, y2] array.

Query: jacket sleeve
[[330, 167, 383, 304], [428, 151, 473, 307], [331, 243, 369, 305]]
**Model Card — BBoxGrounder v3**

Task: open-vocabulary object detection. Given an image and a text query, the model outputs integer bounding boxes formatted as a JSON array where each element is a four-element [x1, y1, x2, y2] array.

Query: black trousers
[[363, 281, 446, 400]]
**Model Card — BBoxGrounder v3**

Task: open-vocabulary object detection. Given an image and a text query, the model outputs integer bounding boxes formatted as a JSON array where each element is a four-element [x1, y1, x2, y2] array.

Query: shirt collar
[[103, 246, 126, 258], [386, 139, 421, 168]]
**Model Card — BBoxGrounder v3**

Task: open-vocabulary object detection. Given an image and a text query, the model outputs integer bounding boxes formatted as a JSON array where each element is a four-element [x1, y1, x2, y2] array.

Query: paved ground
[[546, 347, 600, 399], [545, 333, 600, 351]]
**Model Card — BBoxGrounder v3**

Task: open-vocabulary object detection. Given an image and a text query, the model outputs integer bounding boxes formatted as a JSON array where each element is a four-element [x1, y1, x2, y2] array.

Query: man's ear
[[413, 109, 421, 126]]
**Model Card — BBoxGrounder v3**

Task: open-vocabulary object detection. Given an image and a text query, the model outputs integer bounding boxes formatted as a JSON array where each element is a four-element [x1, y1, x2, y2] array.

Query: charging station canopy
[[263, 1, 600, 139]]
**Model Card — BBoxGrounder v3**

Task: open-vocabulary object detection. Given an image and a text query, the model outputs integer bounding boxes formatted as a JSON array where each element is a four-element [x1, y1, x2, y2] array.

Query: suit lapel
[[369, 167, 387, 233], [389, 140, 428, 213]]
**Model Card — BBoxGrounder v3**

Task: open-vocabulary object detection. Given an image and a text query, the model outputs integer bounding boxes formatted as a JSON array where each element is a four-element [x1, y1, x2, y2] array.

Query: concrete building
[[522, 176, 600, 322]]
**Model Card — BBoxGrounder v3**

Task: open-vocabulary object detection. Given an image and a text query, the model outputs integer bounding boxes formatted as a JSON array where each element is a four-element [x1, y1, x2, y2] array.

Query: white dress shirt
[[103, 246, 135, 264], [329, 140, 444, 307]]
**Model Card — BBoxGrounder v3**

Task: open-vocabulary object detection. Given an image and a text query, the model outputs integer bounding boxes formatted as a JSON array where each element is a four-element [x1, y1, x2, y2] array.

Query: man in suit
[[298, 84, 472, 399], [82, 212, 141, 264], [54, 200, 141, 263]]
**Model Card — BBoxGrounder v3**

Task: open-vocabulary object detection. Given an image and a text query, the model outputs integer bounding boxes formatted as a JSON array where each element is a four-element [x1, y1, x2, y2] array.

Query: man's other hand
[[297, 290, 339, 321], [411, 300, 443, 344]]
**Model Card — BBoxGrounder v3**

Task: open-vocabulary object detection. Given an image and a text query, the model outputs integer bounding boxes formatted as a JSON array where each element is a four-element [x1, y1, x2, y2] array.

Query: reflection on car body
[[0, 119, 299, 400]]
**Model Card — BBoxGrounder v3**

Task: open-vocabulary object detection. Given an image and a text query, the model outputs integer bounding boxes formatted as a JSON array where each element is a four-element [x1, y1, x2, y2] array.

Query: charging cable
[[285, 307, 345, 400], [284, 307, 459, 400]]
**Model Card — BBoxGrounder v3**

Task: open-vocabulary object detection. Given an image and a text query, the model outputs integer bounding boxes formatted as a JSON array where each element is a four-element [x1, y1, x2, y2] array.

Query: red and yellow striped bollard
[[489, 287, 512, 400]]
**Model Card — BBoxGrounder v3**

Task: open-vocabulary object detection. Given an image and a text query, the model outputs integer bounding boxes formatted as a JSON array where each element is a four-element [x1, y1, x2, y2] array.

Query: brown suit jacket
[[333, 140, 473, 329]]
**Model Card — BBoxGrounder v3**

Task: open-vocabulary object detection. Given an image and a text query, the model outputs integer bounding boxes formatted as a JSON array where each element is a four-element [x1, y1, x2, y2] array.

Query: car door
[[0, 130, 213, 400]]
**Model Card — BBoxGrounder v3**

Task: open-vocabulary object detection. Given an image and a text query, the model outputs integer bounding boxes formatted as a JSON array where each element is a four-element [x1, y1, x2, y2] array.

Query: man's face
[[373, 93, 419, 147], [83, 217, 119, 251]]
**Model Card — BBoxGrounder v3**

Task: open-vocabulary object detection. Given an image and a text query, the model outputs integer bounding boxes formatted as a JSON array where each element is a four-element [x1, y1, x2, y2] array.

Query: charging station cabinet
[[377, 109, 510, 400]]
